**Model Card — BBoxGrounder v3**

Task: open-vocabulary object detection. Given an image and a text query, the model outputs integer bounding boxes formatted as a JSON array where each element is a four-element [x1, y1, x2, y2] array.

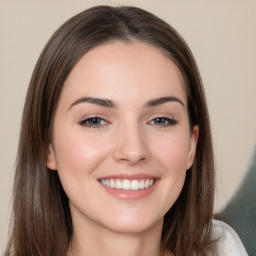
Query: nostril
[[114, 150, 150, 165]]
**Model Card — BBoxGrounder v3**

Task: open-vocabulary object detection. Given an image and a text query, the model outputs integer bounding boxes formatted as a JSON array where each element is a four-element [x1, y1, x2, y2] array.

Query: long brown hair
[[5, 6, 215, 256]]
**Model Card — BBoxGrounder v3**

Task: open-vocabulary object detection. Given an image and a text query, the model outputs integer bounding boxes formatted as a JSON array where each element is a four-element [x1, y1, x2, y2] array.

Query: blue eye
[[79, 117, 108, 128], [149, 117, 177, 127]]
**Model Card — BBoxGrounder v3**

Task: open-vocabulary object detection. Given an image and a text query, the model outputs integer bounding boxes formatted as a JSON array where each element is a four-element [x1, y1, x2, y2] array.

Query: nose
[[113, 123, 150, 166]]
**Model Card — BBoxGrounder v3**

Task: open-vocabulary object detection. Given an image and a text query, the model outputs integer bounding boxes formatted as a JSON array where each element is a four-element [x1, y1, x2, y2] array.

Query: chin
[[99, 213, 163, 235]]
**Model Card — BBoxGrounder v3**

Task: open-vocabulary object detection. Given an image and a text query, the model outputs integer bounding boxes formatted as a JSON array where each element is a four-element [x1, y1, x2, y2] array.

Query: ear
[[186, 125, 199, 170], [47, 144, 57, 171]]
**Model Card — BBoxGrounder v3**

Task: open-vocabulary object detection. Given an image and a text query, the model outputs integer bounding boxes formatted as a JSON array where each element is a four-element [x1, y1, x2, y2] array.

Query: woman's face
[[47, 41, 198, 235]]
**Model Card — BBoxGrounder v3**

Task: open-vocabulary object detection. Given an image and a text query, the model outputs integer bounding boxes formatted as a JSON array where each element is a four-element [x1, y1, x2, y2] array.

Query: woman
[[4, 5, 247, 256]]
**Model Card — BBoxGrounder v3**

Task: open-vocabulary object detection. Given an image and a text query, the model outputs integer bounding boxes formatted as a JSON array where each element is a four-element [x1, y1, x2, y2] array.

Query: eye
[[79, 117, 109, 128], [149, 117, 177, 127]]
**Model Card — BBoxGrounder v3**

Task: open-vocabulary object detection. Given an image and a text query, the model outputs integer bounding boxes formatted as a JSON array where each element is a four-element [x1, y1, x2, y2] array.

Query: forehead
[[61, 41, 187, 106]]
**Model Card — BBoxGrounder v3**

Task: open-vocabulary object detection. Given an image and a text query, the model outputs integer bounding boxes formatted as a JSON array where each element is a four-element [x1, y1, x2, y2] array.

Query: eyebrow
[[68, 96, 185, 110], [69, 97, 117, 110], [145, 96, 185, 108]]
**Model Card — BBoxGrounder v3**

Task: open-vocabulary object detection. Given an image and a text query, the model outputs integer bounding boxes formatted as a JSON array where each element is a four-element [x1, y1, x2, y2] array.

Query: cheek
[[151, 132, 191, 172], [52, 128, 113, 208], [53, 128, 110, 179], [149, 132, 191, 211]]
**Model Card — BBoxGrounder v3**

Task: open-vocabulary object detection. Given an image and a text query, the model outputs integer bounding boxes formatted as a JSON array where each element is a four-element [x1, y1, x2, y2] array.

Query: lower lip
[[99, 180, 159, 200]]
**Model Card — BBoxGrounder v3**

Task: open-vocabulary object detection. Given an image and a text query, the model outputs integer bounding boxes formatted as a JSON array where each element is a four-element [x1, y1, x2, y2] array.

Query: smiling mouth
[[99, 179, 155, 191]]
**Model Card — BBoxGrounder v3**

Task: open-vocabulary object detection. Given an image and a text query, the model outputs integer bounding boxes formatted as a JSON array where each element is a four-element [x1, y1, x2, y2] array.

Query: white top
[[211, 220, 248, 256]]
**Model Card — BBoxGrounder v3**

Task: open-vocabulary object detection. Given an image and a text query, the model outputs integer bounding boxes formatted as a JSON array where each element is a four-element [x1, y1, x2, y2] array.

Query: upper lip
[[98, 173, 159, 180]]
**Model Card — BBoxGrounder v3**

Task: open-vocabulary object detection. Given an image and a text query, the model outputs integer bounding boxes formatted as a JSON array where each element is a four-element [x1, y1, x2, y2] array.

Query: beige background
[[0, 0, 255, 252]]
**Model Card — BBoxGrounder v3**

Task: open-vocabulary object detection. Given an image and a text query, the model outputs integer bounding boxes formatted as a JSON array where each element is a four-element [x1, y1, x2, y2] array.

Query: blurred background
[[0, 0, 255, 254]]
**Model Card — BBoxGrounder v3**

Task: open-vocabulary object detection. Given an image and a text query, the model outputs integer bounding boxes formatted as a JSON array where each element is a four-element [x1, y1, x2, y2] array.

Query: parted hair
[[5, 5, 215, 256]]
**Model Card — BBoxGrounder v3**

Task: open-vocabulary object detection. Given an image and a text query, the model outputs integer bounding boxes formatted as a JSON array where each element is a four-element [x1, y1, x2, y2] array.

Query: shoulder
[[211, 220, 248, 256]]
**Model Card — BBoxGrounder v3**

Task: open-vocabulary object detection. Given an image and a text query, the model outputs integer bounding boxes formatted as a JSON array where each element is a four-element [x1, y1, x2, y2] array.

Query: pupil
[[156, 118, 164, 124], [91, 118, 99, 124]]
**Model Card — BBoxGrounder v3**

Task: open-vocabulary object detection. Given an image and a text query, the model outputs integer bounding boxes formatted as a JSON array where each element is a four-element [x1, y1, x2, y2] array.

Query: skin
[[47, 41, 198, 256]]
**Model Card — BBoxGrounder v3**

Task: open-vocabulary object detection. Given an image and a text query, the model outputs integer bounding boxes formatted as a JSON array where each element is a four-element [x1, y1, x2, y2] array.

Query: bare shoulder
[[211, 220, 248, 256]]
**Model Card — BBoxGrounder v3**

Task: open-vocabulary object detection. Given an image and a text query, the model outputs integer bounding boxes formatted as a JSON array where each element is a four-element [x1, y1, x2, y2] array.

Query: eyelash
[[79, 116, 177, 129], [79, 117, 109, 128], [148, 117, 177, 127]]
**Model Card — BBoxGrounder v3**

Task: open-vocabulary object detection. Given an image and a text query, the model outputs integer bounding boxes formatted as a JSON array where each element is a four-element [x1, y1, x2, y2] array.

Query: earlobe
[[186, 125, 199, 170], [47, 144, 57, 171]]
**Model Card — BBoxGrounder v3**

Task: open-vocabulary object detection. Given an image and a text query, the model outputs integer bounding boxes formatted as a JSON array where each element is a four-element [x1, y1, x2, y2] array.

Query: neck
[[67, 218, 166, 256]]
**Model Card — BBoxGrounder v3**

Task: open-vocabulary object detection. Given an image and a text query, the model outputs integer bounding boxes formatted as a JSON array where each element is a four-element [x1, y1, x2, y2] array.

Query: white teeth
[[139, 180, 145, 189], [131, 180, 139, 190], [145, 180, 149, 188], [100, 178, 155, 191], [110, 179, 115, 188], [122, 179, 130, 190], [116, 179, 122, 189]]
